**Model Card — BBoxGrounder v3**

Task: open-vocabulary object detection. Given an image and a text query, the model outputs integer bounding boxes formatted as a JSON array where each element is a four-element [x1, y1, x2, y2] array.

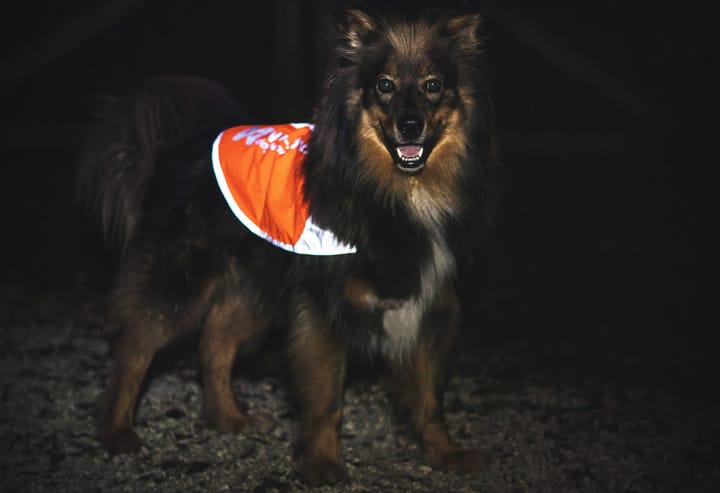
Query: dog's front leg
[[289, 301, 348, 485], [389, 313, 487, 474]]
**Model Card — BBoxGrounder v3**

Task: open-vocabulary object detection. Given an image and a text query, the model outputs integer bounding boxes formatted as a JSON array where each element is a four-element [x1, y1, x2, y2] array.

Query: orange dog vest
[[211, 123, 356, 255]]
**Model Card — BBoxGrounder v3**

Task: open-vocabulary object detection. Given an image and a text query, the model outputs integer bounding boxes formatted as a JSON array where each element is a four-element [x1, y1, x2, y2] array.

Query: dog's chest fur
[[372, 235, 456, 358]]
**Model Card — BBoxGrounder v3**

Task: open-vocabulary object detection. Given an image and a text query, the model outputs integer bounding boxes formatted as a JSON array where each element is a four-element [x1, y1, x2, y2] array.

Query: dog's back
[[76, 76, 246, 254]]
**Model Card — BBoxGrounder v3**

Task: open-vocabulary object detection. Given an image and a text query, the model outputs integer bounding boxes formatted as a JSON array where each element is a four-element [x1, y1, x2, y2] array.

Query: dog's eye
[[376, 78, 395, 94], [425, 78, 443, 94]]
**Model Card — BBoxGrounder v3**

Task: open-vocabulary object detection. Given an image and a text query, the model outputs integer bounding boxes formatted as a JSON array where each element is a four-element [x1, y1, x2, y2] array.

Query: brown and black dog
[[78, 9, 497, 485]]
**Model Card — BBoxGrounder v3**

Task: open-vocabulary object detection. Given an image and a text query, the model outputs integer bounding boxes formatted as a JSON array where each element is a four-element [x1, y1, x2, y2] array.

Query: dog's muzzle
[[394, 115, 426, 173]]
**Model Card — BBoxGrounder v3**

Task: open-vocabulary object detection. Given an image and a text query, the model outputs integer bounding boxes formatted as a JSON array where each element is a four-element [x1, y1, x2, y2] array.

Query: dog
[[77, 8, 497, 485]]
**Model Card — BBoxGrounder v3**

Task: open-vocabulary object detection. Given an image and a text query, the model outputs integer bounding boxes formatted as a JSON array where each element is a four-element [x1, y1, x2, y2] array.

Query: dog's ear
[[441, 14, 483, 53], [337, 9, 378, 58]]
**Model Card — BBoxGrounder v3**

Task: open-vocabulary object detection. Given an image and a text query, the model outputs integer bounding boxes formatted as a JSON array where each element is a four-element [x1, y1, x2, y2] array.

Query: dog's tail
[[76, 76, 245, 254]]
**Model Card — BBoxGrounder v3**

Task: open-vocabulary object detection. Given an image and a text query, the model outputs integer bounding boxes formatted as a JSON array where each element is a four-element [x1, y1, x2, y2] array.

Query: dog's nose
[[397, 115, 423, 141]]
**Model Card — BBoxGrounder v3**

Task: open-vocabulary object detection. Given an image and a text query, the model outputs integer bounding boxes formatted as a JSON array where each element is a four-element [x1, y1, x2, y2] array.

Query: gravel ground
[[1, 294, 719, 493]]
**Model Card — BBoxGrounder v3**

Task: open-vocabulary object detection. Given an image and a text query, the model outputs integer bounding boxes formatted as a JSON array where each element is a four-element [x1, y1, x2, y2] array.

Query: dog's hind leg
[[99, 310, 176, 454], [99, 250, 216, 454], [200, 295, 272, 433]]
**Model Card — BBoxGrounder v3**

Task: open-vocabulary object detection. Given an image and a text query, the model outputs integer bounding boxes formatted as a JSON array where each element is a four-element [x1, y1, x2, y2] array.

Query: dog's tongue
[[397, 145, 423, 159]]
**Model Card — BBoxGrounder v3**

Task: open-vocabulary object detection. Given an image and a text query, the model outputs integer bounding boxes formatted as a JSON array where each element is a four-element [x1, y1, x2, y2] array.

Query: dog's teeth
[[396, 146, 423, 161], [395, 145, 426, 172]]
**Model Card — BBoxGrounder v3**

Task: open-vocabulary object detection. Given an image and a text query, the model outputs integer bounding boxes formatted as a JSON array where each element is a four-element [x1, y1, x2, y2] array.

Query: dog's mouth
[[394, 145, 426, 173]]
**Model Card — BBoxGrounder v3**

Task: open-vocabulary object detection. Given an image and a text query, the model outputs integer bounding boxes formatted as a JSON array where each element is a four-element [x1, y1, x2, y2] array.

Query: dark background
[[0, 0, 716, 392]]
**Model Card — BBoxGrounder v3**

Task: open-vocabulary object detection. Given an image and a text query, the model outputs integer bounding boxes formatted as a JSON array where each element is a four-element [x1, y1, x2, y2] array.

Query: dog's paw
[[102, 428, 143, 454], [299, 458, 349, 486], [432, 447, 488, 474], [212, 413, 274, 434]]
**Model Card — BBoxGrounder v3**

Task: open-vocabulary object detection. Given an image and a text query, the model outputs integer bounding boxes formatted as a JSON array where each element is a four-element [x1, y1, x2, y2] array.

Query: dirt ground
[[1, 283, 718, 493]]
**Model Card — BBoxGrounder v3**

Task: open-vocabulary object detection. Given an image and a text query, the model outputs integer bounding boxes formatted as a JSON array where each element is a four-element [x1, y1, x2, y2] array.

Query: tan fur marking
[[356, 104, 469, 227], [343, 277, 379, 310], [289, 300, 348, 483], [100, 272, 221, 453], [200, 296, 270, 433], [411, 108, 468, 225], [357, 109, 400, 203]]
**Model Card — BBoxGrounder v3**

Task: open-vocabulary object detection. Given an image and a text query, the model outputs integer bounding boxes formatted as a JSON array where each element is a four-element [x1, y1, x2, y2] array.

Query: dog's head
[[306, 9, 494, 231], [331, 10, 491, 224], [343, 11, 483, 169]]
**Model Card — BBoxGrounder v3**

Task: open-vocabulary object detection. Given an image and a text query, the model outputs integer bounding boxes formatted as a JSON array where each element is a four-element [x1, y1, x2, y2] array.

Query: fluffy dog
[[78, 9, 497, 485]]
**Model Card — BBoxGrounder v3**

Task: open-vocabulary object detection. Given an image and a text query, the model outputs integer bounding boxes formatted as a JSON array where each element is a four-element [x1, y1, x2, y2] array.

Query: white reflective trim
[[293, 217, 357, 255]]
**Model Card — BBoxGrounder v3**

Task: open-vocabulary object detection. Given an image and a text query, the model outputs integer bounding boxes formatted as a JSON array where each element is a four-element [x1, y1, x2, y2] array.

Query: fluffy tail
[[76, 76, 246, 254]]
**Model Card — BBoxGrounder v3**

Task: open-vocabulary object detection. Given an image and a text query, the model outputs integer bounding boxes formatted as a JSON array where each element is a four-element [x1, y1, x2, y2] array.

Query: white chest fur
[[379, 237, 455, 360]]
